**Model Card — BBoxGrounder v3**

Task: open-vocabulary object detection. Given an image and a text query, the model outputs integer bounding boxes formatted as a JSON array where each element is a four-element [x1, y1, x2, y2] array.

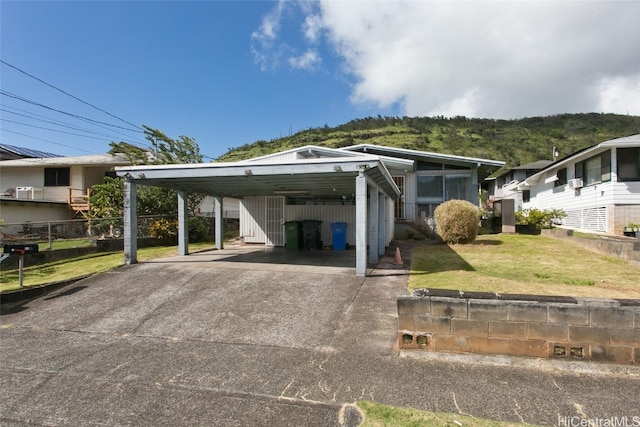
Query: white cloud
[[302, 14, 323, 43], [288, 49, 321, 71], [255, 0, 640, 118], [317, 0, 640, 118], [250, 0, 286, 71], [597, 75, 640, 116]]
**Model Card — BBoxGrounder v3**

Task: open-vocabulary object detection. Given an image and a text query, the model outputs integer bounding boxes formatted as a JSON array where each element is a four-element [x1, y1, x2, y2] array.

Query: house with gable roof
[[516, 134, 640, 235], [486, 160, 553, 211], [116, 144, 504, 275]]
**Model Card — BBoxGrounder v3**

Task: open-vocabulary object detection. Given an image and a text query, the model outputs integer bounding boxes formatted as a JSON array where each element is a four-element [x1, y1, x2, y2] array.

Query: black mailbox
[[3, 244, 39, 254]]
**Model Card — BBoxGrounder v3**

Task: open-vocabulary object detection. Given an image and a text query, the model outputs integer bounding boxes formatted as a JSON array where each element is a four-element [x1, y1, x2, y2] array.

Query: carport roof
[[115, 147, 402, 199]]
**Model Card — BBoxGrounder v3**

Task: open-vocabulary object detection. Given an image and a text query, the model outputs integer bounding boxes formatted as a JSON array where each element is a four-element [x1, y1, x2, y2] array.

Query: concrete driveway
[[2, 244, 639, 426]]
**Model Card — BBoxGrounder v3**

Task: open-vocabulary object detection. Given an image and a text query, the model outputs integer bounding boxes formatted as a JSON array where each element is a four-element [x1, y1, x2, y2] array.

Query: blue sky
[[2, 1, 639, 160]]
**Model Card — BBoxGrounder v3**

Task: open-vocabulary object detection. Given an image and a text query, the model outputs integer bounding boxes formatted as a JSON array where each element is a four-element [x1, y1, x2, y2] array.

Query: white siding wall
[[524, 158, 640, 234], [250, 152, 299, 162], [0, 167, 47, 199], [284, 204, 357, 247], [525, 181, 617, 232], [0, 165, 100, 203], [403, 172, 417, 221], [239, 195, 401, 247], [240, 197, 267, 243]]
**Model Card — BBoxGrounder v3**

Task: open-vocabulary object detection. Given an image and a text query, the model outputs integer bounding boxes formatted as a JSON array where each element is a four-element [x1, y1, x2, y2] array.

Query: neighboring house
[[0, 144, 59, 161], [197, 196, 240, 220], [516, 134, 640, 235], [0, 153, 131, 223], [487, 160, 553, 211]]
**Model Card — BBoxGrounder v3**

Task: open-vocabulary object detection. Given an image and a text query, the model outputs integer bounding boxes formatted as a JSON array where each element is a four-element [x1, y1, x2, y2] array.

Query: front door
[[265, 196, 285, 246]]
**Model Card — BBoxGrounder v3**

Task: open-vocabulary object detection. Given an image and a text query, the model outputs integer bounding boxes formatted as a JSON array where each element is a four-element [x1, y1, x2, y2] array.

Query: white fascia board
[[342, 144, 505, 167], [116, 158, 381, 180], [372, 159, 402, 197], [0, 154, 130, 167]]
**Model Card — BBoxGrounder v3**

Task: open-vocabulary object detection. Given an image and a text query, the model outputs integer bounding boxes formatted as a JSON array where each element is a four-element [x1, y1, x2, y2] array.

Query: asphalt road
[[1, 245, 639, 426]]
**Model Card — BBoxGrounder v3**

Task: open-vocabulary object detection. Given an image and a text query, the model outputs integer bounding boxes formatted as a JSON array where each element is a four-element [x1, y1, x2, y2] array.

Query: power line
[[1, 118, 136, 142], [0, 106, 150, 145], [1, 59, 143, 131], [1, 128, 97, 154], [0, 90, 143, 133]]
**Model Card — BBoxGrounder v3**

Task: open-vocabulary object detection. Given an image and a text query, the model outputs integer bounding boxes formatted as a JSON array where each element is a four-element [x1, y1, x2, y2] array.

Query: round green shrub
[[434, 200, 479, 244]]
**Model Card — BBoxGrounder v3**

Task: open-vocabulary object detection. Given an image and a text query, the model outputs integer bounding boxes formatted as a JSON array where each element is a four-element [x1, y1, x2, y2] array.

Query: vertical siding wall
[[241, 197, 359, 246], [240, 197, 394, 248], [240, 197, 267, 243], [285, 204, 357, 246]]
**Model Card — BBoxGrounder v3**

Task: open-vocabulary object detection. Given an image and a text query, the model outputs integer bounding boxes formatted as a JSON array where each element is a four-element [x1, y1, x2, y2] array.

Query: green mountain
[[217, 113, 640, 168]]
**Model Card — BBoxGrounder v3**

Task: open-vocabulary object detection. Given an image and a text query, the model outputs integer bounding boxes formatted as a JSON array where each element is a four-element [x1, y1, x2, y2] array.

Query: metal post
[[18, 254, 24, 287], [48, 221, 52, 250]]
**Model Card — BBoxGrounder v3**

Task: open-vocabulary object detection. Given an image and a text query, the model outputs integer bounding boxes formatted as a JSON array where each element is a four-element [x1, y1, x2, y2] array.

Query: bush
[[148, 218, 178, 239], [188, 216, 213, 242], [515, 208, 566, 229], [434, 200, 479, 244]]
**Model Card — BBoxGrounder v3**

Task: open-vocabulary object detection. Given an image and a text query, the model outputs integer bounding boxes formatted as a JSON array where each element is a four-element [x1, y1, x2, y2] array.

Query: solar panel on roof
[[0, 144, 60, 158]]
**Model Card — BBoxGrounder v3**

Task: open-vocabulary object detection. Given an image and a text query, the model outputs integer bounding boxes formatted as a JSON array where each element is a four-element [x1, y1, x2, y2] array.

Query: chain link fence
[[0, 214, 238, 251]]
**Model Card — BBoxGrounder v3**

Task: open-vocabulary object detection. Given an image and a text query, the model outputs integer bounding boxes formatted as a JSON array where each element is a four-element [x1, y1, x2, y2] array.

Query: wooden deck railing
[[68, 188, 90, 212]]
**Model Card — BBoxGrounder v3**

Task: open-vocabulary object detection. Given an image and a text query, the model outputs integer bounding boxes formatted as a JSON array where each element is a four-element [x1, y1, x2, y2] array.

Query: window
[[417, 175, 443, 200], [575, 150, 611, 186], [445, 175, 472, 201], [617, 147, 640, 181], [44, 167, 70, 186], [555, 168, 567, 187], [522, 190, 530, 203]]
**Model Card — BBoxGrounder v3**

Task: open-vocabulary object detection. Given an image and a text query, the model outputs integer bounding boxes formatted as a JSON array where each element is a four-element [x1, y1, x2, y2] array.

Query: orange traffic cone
[[394, 247, 403, 265]]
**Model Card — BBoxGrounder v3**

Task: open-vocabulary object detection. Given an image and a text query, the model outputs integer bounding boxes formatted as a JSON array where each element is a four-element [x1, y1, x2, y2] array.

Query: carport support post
[[214, 196, 224, 250], [355, 171, 367, 276], [178, 191, 189, 256], [123, 179, 138, 265], [368, 188, 379, 265], [378, 194, 386, 256]]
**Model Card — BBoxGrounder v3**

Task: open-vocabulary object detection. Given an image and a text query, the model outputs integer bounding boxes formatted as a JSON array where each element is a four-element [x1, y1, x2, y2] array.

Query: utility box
[[301, 220, 322, 250], [284, 221, 302, 250], [331, 222, 348, 251]]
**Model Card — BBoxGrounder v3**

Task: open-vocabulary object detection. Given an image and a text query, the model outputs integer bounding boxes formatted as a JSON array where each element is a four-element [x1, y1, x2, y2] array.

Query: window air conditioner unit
[[568, 178, 583, 189]]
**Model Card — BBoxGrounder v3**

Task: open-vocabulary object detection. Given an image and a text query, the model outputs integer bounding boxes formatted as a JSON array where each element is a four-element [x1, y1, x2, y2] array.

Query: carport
[[115, 148, 403, 276]]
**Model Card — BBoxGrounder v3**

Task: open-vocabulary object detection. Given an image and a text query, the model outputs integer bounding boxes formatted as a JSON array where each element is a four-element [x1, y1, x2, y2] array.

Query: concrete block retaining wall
[[398, 289, 640, 364], [541, 228, 640, 264]]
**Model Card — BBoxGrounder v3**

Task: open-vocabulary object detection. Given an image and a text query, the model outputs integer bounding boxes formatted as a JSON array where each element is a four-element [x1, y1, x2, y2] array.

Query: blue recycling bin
[[331, 222, 348, 251]]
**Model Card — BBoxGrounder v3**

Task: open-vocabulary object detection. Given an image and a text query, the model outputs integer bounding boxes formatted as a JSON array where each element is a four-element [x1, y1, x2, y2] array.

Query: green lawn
[[357, 401, 538, 427], [409, 234, 640, 299], [0, 242, 216, 292]]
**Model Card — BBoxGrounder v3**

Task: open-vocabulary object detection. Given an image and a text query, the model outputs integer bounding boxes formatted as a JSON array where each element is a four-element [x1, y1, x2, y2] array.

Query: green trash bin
[[284, 221, 302, 250]]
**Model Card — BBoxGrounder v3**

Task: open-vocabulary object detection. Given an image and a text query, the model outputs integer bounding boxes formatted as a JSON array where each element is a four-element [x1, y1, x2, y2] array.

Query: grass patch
[[357, 401, 536, 427], [409, 234, 640, 299], [562, 278, 596, 286], [0, 242, 216, 292]]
